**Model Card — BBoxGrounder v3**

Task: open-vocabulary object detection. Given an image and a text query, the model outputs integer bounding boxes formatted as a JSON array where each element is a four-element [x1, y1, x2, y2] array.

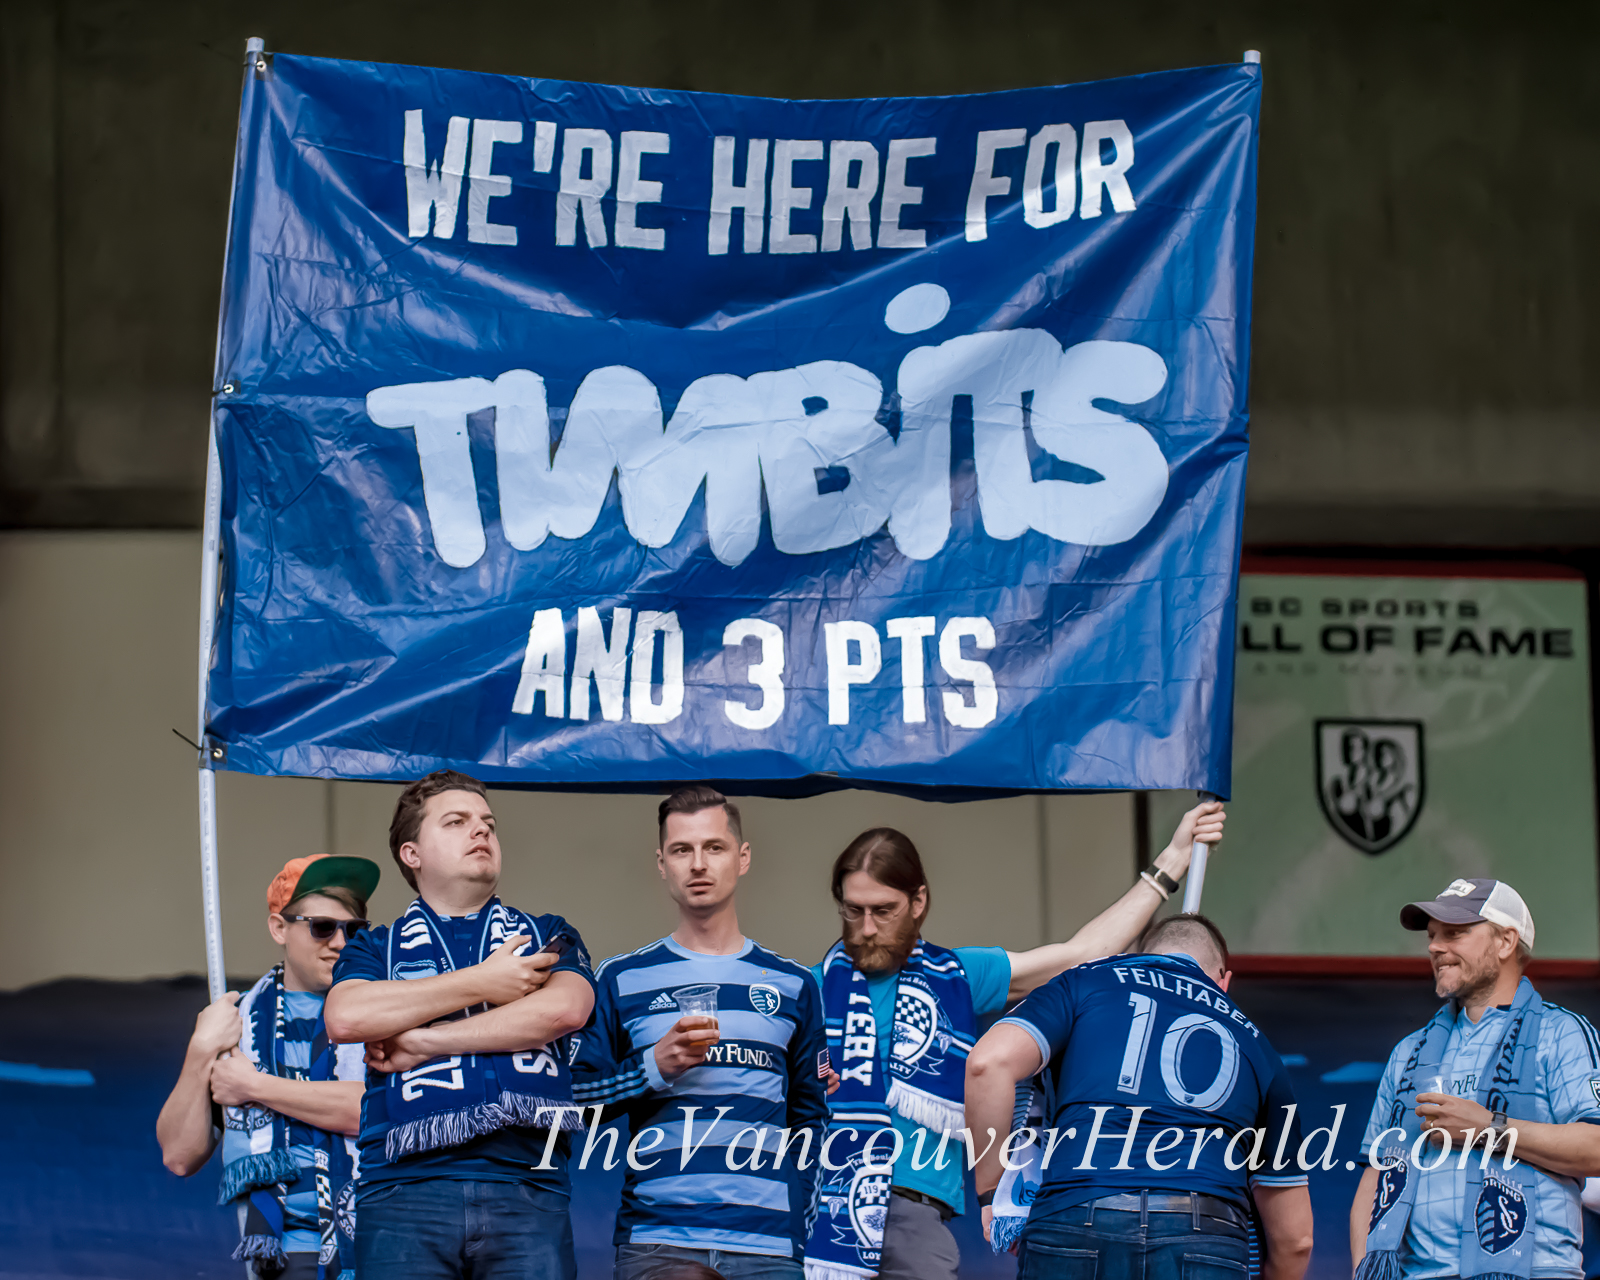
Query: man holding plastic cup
[[572, 785, 829, 1279], [1351, 878, 1600, 1280]]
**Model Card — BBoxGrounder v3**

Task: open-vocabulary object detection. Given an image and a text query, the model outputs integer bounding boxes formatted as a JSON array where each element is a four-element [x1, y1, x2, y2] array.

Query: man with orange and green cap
[[157, 853, 381, 1279]]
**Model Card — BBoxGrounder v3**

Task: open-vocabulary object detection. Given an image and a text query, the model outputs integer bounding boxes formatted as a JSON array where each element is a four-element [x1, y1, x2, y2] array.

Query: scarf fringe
[[385, 1101, 510, 1161], [991, 1212, 1027, 1255], [232, 1234, 287, 1269], [386, 1093, 587, 1160], [886, 1079, 964, 1135], [217, 1147, 299, 1205], [497, 1091, 587, 1130], [1354, 1250, 1405, 1280], [803, 1262, 873, 1280]]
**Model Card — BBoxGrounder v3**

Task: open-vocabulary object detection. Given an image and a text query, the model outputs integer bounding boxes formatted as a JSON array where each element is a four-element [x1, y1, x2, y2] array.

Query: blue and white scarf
[[1358, 977, 1545, 1280], [990, 1075, 1048, 1255], [220, 964, 363, 1279], [370, 897, 583, 1162], [806, 940, 976, 1280]]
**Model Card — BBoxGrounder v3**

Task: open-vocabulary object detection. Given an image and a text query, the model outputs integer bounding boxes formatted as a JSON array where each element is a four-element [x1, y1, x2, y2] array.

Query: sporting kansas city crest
[[1316, 720, 1425, 855]]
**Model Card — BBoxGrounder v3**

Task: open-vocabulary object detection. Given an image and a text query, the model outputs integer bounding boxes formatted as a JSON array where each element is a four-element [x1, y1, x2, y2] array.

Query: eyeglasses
[[282, 915, 369, 941], [837, 901, 907, 925]]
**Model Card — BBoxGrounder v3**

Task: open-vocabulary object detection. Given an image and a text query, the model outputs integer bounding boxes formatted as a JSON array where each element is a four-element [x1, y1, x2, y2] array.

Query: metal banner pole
[[196, 35, 265, 1001], [1181, 49, 1257, 916]]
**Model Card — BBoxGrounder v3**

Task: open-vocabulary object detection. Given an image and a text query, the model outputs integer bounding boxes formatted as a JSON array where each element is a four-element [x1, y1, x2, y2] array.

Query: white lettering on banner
[[821, 141, 879, 252], [367, 305, 1169, 570], [770, 140, 825, 254], [878, 137, 936, 248], [724, 618, 785, 730], [403, 114, 1135, 249], [467, 119, 521, 245], [885, 616, 936, 723], [966, 128, 1027, 242], [630, 611, 685, 724], [512, 607, 566, 717], [557, 128, 613, 247], [708, 137, 769, 255], [570, 607, 632, 721], [511, 606, 997, 728], [824, 621, 881, 725], [615, 131, 670, 251], [1081, 120, 1137, 218], [404, 111, 469, 239], [1024, 125, 1077, 229]]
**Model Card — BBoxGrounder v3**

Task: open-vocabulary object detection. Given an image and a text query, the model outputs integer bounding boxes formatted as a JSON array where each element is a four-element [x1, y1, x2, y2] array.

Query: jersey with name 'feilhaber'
[[999, 953, 1307, 1217], [571, 937, 830, 1258]]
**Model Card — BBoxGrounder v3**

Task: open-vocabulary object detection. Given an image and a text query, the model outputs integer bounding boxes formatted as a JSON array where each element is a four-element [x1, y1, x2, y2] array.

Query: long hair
[[831, 827, 929, 915]]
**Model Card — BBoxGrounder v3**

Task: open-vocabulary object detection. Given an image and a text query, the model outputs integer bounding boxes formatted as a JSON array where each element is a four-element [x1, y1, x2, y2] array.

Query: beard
[[842, 909, 925, 974], [1433, 945, 1500, 1002]]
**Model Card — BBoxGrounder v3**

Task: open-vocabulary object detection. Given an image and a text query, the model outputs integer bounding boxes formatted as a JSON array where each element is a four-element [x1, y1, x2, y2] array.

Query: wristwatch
[[1478, 1110, 1509, 1146]]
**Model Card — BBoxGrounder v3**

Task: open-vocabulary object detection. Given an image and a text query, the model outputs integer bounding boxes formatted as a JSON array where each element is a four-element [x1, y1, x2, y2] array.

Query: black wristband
[[1151, 867, 1181, 895], [977, 1189, 996, 1207]]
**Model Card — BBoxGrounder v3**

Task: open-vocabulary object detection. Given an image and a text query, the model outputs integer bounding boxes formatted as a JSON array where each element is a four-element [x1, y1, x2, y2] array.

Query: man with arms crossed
[[804, 801, 1227, 1280], [965, 914, 1314, 1280], [572, 784, 829, 1279], [1351, 879, 1600, 1280], [324, 770, 596, 1280], [158, 853, 378, 1278]]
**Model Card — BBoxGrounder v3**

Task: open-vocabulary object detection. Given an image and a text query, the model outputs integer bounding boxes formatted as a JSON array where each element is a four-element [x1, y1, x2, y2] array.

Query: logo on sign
[[749, 983, 781, 1016], [1315, 720, 1425, 855], [1475, 1174, 1528, 1255]]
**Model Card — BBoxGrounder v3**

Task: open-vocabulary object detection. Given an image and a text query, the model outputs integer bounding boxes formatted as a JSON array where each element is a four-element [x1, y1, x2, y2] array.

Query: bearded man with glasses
[[158, 852, 380, 1278], [803, 803, 1224, 1280]]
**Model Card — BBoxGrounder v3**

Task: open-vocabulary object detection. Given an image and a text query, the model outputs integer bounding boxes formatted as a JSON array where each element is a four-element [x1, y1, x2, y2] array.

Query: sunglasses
[[282, 914, 370, 941]]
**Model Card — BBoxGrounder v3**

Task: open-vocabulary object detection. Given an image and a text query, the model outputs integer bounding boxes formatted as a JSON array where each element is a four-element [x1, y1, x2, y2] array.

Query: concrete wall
[[0, 531, 1136, 989], [2, 1, 1598, 544]]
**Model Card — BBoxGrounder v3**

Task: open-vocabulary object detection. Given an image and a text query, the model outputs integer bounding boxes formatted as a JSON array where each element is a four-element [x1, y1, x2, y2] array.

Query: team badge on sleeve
[[1588, 1075, 1600, 1105]]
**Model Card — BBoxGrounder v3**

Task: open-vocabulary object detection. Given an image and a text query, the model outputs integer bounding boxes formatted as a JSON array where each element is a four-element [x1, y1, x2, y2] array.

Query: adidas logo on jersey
[[648, 992, 677, 1011]]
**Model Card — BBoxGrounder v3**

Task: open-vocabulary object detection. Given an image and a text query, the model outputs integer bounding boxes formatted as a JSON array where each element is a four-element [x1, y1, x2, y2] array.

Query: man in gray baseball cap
[[1350, 877, 1600, 1280]]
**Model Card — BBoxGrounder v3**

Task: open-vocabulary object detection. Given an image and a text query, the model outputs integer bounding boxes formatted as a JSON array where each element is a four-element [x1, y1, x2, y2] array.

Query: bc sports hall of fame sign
[[1315, 719, 1426, 856]]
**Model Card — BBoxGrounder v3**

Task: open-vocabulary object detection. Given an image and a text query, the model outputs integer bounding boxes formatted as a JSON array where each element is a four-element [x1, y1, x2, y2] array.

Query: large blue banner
[[206, 51, 1259, 795]]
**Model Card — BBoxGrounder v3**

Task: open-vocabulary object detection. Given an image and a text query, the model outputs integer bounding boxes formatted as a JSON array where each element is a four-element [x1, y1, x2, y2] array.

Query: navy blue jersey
[[570, 937, 829, 1258], [999, 952, 1306, 1216], [332, 907, 592, 1195]]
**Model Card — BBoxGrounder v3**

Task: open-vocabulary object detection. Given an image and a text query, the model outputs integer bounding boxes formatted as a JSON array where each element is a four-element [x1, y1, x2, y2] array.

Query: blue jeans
[[355, 1180, 576, 1279], [614, 1243, 802, 1279], [1019, 1205, 1250, 1280]]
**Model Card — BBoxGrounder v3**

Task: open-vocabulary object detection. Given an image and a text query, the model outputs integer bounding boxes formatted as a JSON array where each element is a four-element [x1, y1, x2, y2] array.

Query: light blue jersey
[[573, 937, 829, 1259], [1361, 1000, 1600, 1279], [810, 944, 1011, 1214]]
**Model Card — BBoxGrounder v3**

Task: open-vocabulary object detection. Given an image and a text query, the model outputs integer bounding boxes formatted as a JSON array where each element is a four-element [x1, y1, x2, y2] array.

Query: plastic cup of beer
[[673, 984, 720, 1042], [1419, 1073, 1448, 1098]]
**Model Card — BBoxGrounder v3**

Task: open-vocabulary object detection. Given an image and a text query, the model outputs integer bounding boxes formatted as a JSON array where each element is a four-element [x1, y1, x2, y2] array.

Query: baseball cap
[[267, 854, 382, 917], [1400, 878, 1536, 951]]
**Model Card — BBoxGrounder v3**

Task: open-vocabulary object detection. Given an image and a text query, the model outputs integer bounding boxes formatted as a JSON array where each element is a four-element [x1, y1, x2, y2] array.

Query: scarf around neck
[[805, 939, 976, 1280], [220, 964, 363, 1279], [370, 896, 583, 1162], [1357, 977, 1545, 1280]]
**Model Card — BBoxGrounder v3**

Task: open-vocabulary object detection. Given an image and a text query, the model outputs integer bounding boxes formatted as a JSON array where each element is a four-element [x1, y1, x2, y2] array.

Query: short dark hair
[[1139, 912, 1231, 972], [286, 884, 368, 918], [389, 769, 490, 890], [831, 827, 930, 914], [658, 784, 742, 847]]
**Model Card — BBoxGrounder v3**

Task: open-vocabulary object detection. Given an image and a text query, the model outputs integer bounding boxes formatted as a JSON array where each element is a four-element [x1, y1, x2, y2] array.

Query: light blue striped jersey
[[1360, 1000, 1600, 1279], [572, 936, 829, 1258]]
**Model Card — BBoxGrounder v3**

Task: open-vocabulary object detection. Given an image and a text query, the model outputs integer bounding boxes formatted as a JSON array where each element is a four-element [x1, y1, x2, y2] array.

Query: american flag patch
[[817, 1048, 832, 1078]]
